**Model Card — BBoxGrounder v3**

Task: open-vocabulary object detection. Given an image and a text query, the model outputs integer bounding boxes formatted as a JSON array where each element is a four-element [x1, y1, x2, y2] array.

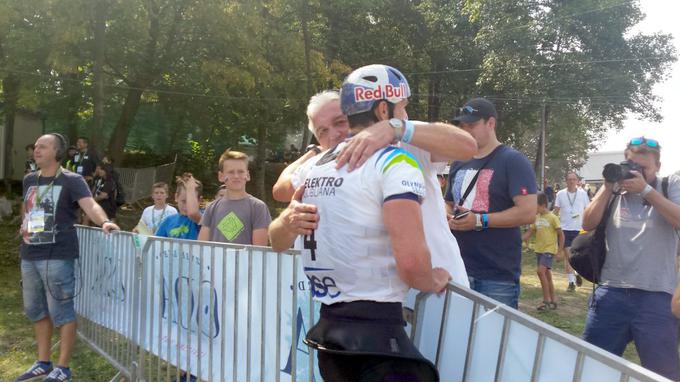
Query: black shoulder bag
[[569, 194, 618, 284]]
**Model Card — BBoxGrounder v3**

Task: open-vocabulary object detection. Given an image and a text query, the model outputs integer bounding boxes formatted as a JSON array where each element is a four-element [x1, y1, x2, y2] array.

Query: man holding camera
[[581, 137, 680, 380]]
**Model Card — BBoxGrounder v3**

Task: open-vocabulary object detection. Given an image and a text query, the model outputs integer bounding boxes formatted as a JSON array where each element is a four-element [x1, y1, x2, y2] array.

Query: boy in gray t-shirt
[[198, 150, 271, 245]]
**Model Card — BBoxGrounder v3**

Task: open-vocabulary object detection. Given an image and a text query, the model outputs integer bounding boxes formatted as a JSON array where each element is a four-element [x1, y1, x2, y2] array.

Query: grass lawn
[[518, 246, 641, 364], [0, 211, 644, 379]]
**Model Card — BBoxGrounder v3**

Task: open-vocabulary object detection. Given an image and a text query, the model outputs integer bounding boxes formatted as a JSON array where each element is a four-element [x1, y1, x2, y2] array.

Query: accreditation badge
[[28, 209, 46, 233]]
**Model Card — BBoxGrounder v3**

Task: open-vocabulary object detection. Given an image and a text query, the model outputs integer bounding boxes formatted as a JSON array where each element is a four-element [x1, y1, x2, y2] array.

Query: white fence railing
[[75, 226, 670, 382]]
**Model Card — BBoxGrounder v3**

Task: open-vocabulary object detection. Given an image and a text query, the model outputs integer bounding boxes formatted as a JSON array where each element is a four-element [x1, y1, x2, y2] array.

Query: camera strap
[[456, 145, 503, 207]]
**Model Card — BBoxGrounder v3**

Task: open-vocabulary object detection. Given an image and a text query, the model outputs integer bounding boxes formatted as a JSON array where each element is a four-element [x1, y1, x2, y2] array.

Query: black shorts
[[564, 230, 580, 247], [318, 351, 436, 382], [306, 301, 438, 382]]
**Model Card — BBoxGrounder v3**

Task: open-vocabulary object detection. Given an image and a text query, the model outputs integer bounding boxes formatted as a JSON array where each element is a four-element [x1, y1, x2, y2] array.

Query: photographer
[[581, 137, 680, 380]]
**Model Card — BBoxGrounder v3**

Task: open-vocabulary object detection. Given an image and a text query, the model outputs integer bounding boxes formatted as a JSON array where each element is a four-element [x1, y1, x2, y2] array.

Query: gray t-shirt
[[199, 195, 272, 245], [602, 175, 680, 294]]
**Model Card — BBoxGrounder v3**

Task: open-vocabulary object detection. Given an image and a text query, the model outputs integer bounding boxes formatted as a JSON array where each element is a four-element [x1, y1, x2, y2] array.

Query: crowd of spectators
[[15, 77, 680, 380]]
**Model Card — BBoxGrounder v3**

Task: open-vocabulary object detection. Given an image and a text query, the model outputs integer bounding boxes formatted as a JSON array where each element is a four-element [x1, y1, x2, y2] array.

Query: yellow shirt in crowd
[[531, 212, 561, 254]]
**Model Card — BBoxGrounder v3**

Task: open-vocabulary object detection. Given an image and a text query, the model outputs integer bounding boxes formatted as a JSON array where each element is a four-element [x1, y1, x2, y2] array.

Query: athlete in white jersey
[[297, 143, 427, 304], [270, 65, 453, 382], [290, 124, 469, 286]]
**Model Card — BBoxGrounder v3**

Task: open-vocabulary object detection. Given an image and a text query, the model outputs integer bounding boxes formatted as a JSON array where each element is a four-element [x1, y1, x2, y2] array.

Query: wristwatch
[[388, 118, 405, 143], [474, 214, 483, 231]]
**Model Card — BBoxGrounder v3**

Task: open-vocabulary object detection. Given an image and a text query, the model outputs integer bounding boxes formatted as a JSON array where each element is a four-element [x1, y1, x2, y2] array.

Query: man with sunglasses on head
[[444, 98, 537, 309], [581, 137, 680, 381]]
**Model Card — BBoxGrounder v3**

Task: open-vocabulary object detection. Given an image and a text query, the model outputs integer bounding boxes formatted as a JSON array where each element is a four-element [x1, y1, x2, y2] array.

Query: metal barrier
[[116, 158, 176, 204], [75, 226, 319, 382], [75, 226, 670, 382], [410, 284, 672, 382]]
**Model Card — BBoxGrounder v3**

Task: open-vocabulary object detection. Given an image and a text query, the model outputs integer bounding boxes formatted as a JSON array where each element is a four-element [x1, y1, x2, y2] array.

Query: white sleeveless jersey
[[400, 131, 469, 287], [295, 142, 426, 305]]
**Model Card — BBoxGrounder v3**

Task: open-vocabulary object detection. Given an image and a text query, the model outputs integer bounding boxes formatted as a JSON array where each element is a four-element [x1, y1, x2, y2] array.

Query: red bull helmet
[[340, 64, 411, 116]]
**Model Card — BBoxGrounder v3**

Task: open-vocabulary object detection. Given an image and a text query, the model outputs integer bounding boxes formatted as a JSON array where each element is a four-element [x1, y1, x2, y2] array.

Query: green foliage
[[0, 0, 676, 193]]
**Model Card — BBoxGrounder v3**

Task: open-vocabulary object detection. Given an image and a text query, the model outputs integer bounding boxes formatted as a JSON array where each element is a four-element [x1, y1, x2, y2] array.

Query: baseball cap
[[452, 98, 497, 126]]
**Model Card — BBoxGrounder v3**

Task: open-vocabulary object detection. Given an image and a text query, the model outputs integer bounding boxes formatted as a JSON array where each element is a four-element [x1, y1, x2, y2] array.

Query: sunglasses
[[629, 137, 660, 149], [458, 105, 479, 116]]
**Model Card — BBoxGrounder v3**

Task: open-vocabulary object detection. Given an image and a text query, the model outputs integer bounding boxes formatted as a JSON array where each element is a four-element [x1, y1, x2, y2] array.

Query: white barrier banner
[[77, 232, 322, 381], [77, 230, 135, 337]]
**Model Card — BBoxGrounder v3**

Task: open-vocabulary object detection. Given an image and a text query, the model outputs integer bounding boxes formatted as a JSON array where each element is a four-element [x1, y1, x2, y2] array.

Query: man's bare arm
[[384, 198, 450, 292], [78, 197, 120, 232], [272, 150, 317, 202]]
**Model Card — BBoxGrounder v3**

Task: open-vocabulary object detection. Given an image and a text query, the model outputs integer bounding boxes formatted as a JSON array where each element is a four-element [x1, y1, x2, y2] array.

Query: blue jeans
[[21, 259, 76, 327], [468, 277, 520, 309], [583, 286, 680, 380]]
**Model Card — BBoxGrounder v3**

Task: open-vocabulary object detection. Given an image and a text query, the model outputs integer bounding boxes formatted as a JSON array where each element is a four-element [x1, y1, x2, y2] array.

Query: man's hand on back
[[336, 120, 394, 172]]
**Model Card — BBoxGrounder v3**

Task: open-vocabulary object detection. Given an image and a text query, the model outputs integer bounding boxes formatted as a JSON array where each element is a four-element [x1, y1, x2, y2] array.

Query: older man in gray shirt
[[581, 137, 680, 380]]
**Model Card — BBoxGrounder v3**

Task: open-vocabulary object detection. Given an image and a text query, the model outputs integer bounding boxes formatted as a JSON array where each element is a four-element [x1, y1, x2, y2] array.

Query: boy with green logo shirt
[[198, 150, 271, 245]]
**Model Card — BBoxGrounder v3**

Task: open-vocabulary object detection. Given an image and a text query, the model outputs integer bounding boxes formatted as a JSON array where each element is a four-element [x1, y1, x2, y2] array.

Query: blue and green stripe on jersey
[[376, 146, 423, 174]]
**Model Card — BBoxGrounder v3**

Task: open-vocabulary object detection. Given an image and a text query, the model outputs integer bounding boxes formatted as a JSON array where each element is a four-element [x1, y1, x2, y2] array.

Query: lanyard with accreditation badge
[[27, 167, 63, 235]]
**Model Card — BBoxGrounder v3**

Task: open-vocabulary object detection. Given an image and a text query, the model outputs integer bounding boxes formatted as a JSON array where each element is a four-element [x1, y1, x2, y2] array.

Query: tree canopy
[[1, 0, 675, 197]]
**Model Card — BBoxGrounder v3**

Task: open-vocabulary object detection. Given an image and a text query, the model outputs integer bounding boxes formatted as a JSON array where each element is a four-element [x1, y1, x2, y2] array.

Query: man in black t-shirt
[[16, 134, 119, 382], [73, 136, 99, 184], [445, 98, 537, 309]]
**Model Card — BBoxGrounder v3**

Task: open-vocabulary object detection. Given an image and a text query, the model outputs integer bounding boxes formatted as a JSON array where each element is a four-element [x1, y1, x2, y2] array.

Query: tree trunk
[[63, 72, 81, 143], [3, 75, 19, 189], [107, 85, 145, 165], [427, 57, 442, 122], [300, 0, 313, 149], [92, 0, 106, 148], [254, 121, 267, 202]]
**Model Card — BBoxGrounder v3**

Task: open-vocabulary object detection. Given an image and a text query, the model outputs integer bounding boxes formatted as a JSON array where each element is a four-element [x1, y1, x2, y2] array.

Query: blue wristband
[[481, 213, 489, 229], [401, 120, 415, 144]]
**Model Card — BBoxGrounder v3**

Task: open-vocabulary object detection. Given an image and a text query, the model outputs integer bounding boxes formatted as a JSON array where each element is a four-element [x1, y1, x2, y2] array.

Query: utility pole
[[539, 102, 547, 191]]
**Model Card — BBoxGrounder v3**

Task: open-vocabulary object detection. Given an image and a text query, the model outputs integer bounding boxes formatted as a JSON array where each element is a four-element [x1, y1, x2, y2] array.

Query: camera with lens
[[602, 160, 645, 183]]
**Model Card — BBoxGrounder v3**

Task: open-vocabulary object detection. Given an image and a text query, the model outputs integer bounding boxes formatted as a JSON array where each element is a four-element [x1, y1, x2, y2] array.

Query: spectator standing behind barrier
[[445, 98, 537, 309], [25, 144, 37, 174], [270, 64, 450, 381], [72, 136, 99, 185], [544, 180, 555, 209], [523, 193, 564, 311], [92, 163, 118, 222], [155, 174, 202, 240], [62, 146, 78, 172], [581, 137, 680, 380], [198, 150, 271, 245], [553, 171, 590, 291], [134, 182, 178, 235], [272, 90, 350, 202], [16, 133, 119, 382]]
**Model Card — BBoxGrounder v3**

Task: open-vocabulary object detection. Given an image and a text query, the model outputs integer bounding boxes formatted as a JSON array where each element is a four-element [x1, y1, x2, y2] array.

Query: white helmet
[[340, 64, 411, 116]]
